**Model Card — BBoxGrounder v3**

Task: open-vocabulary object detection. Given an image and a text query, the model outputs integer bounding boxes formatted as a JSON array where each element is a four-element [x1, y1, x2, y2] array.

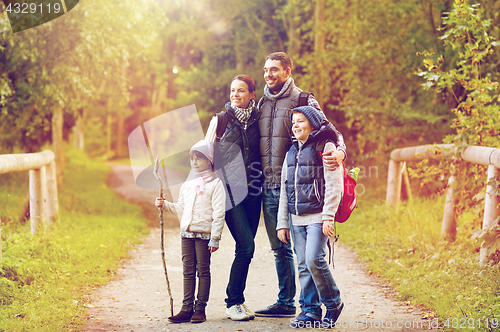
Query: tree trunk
[[287, 6, 296, 57], [116, 113, 124, 158], [73, 109, 84, 150], [314, 0, 326, 106], [106, 112, 113, 159], [52, 104, 64, 188]]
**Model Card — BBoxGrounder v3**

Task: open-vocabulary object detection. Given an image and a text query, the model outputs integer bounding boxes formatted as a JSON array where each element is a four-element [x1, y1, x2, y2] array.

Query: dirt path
[[82, 164, 434, 332]]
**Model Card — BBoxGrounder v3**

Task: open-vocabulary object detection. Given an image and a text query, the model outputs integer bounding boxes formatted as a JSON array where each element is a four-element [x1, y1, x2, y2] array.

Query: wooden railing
[[386, 144, 500, 265], [0, 150, 59, 234]]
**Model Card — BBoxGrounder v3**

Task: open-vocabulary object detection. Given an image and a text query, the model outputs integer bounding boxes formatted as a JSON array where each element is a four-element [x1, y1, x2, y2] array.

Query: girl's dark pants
[[181, 237, 211, 312], [224, 193, 262, 307]]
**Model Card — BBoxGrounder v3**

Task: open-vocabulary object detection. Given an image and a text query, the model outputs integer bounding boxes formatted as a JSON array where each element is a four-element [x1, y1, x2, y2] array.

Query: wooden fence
[[386, 144, 500, 265], [0, 150, 59, 235]]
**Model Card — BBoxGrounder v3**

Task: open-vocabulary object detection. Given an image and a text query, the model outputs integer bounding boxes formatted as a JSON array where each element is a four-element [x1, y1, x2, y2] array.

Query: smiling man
[[255, 52, 346, 320]]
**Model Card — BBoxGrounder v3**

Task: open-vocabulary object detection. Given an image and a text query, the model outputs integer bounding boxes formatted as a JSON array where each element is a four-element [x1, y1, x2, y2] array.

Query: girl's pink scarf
[[194, 170, 213, 195]]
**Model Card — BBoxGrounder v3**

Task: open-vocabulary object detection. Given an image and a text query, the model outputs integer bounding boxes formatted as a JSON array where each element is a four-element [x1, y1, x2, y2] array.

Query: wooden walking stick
[[153, 156, 174, 316]]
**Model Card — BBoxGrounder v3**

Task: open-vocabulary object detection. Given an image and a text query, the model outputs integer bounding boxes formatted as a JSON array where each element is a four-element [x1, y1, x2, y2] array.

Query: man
[[254, 52, 346, 319]]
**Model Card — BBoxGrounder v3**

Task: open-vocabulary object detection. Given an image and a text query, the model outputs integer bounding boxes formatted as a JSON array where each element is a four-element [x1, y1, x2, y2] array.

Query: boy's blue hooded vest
[[285, 121, 338, 215]]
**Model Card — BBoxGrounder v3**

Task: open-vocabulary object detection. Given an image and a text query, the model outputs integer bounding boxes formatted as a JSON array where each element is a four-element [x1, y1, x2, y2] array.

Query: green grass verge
[[338, 196, 500, 330], [0, 150, 148, 331]]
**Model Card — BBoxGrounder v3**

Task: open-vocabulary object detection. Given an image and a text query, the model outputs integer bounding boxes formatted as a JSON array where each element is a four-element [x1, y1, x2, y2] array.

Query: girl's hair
[[232, 75, 256, 94], [190, 150, 210, 163], [190, 150, 216, 181]]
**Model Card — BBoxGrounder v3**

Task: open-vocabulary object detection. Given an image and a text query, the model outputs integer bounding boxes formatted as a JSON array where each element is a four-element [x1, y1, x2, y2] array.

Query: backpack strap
[[316, 137, 336, 154], [257, 96, 266, 110], [318, 136, 340, 267], [213, 111, 235, 208], [215, 112, 228, 142], [298, 91, 312, 107]]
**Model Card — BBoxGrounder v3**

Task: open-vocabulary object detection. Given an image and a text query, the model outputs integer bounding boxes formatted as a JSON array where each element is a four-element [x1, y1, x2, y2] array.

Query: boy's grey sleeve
[[321, 142, 343, 221], [276, 155, 290, 230], [308, 94, 347, 159]]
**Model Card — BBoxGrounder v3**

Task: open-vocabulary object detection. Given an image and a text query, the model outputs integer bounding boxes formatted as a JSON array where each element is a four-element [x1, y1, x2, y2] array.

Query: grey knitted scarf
[[263, 77, 294, 101]]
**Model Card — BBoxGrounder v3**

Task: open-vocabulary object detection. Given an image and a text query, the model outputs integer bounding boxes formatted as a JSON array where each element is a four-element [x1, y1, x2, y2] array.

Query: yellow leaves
[[422, 312, 436, 320]]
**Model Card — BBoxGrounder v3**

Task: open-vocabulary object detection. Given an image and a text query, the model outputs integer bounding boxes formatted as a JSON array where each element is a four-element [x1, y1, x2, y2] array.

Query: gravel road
[[82, 164, 434, 332]]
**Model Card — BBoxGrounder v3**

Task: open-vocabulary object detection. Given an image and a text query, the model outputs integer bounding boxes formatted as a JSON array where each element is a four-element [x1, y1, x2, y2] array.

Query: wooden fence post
[[441, 176, 456, 241], [402, 162, 413, 203], [386, 159, 403, 209], [30, 166, 47, 234], [46, 160, 59, 223], [480, 165, 500, 266]]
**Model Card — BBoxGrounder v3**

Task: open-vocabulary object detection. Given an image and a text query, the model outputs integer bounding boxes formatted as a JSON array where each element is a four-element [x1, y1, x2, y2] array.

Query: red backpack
[[335, 162, 357, 223], [316, 140, 357, 223]]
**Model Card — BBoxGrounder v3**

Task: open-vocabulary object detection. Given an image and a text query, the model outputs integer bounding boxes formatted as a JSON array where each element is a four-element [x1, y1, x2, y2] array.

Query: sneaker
[[241, 303, 255, 320], [290, 314, 322, 329], [190, 310, 206, 323], [168, 310, 193, 323], [321, 302, 344, 328], [225, 304, 251, 321], [254, 302, 296, 317]]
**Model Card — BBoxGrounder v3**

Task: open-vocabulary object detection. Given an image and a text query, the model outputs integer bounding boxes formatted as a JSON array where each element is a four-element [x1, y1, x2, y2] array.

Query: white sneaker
[[225, 304, 251, 321], [241, 303, 255, 320]]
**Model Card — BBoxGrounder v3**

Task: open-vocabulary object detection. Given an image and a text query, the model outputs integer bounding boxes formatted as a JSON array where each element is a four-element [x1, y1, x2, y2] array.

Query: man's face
[[263, 59, 290, 94]]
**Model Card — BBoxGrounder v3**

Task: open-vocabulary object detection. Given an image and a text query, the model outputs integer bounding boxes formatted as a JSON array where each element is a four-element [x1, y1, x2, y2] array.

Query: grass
[[338, 193, 500, 331], [0, 150, 148, 331]]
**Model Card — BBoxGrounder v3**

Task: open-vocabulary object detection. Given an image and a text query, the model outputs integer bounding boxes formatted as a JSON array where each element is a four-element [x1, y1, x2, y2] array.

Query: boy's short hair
[[266, 52, 293, 70]]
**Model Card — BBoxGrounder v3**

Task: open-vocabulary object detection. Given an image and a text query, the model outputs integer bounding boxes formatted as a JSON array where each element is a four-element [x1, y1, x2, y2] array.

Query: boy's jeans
[[292, 223, 341, 320], [262, 187, 296, 309]]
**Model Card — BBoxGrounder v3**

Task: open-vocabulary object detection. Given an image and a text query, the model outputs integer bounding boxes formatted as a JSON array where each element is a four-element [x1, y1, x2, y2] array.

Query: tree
[[416, 0, 499, 250]]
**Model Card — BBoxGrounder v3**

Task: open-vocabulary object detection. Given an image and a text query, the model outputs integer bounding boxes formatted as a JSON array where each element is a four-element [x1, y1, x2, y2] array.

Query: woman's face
[[230, 79, 255, 109]]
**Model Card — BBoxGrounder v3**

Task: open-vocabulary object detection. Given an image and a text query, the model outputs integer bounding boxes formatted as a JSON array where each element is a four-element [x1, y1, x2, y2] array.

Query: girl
[[155, 140, 225, 324], [276, 106, 344, 329]]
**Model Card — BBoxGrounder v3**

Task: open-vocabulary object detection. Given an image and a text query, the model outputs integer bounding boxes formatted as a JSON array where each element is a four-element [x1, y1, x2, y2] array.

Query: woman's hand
[[209, 246, 218, 253], [277, 229, 290, 244], [155, 197, 165, 208], [323, 220, 335, 237]]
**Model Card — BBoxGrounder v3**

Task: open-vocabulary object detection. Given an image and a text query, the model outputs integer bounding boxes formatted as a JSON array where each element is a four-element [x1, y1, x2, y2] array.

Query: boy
[[276, 106, 344, 328]]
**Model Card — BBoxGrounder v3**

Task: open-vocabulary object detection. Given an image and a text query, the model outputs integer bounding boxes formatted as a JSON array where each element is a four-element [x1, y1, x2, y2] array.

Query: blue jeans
[[225, 193, 262, 308], [292, 223, 341, 320], [262, 187, 296, 309]]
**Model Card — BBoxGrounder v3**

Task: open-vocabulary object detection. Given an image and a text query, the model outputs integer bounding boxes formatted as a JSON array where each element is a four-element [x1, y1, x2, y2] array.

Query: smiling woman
[[203, 74, 263, 321]]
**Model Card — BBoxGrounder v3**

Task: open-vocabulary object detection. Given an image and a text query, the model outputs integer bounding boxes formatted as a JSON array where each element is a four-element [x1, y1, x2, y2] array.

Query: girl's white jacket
[[164, 175, 226, 243]]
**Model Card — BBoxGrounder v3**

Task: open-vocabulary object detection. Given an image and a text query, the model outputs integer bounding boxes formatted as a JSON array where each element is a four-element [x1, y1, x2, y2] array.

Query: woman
[[205, 75, 262, 321]]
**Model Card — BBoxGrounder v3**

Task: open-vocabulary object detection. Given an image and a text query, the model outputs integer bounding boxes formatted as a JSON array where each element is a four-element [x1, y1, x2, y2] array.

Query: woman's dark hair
[[232, 75, 256, 94]]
